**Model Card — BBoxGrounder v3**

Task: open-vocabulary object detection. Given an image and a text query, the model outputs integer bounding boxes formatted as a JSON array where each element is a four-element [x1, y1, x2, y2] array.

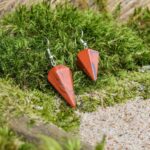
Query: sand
[[80, 98, 150, 150]]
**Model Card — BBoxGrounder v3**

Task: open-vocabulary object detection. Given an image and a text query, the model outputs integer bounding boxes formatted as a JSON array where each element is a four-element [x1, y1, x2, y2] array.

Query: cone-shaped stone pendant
[[77, 49, 99, 81], [48, 65, 76, 108]]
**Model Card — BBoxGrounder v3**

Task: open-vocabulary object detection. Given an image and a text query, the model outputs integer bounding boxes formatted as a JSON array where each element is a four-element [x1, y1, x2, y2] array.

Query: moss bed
[[0, 1, 150, 150]]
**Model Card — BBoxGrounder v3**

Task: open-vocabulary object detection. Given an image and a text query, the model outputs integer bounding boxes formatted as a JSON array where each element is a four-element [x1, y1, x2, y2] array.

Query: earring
[[77, 31, 99, 81], [46, 39, 76, 108]]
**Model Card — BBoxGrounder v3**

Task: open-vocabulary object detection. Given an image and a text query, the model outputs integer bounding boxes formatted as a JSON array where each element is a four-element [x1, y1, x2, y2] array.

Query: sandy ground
[[80, 98, 150, 150]]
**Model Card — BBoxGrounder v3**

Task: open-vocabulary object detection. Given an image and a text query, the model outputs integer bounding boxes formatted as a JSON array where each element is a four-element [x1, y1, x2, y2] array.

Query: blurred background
[[0, 0, 150, 21]]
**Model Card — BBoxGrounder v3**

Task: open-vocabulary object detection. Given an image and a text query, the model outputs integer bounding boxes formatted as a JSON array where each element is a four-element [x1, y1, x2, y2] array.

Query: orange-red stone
[[77, 49, 99, 81], [48, 65, 76, 108]]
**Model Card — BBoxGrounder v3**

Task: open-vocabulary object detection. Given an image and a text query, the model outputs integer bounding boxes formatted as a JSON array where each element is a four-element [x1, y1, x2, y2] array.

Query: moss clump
[[0, 78, 79, 131], [94, 0, 108, 12], [128, 8, 150, 47], [0, 2, 149, 93], [78, 70, 150, 110], [0, 70, 149, 130], [127, 8, 150, 65], [0, 127, 36, 150], [0, 1, 150, 134], [0, 126, 106, 150], [0, 127, 81, 150], [78, 96, 100, 112]]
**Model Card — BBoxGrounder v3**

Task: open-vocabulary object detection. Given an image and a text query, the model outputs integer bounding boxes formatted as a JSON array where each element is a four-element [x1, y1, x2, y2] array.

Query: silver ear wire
[[46, 38, 56, 67], [80, 30, 88, 49]]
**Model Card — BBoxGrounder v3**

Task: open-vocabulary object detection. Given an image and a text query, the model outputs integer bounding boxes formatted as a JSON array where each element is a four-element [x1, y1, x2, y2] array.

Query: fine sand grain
[[80, 98, 150, 150]]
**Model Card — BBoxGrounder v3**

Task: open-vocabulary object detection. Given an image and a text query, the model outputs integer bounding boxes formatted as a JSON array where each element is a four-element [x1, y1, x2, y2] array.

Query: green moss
[[0, 70, 150, 129], [0, 126, 105, 150], [78, 96, 100, 112], [0, 127, 85, 150], [128, 8, 150, 47], [0, 127, 36, 150], [0, 78, 79, 131], [0, 2, 149, 150], [94, 0, 108, 12], [78, 70, 150, 111], [0, 2, 149, 93], [0, 1, 150, 134], [95, 135, 106, 150], [127, 8, 150, 68]]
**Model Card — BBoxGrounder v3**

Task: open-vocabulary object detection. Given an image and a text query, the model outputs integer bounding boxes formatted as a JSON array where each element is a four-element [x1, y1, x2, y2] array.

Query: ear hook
[[80, 30, 88, 49], [46, 38, 56, 67]]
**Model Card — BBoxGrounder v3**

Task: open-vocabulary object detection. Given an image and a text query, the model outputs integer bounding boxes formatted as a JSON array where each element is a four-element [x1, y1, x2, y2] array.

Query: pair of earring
[[47, 32, 99, 108]]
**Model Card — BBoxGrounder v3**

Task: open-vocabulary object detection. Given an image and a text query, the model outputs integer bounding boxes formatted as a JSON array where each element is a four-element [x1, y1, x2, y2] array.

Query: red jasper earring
[[77, 31, 99, 81], [46, 39, 76, 108]]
